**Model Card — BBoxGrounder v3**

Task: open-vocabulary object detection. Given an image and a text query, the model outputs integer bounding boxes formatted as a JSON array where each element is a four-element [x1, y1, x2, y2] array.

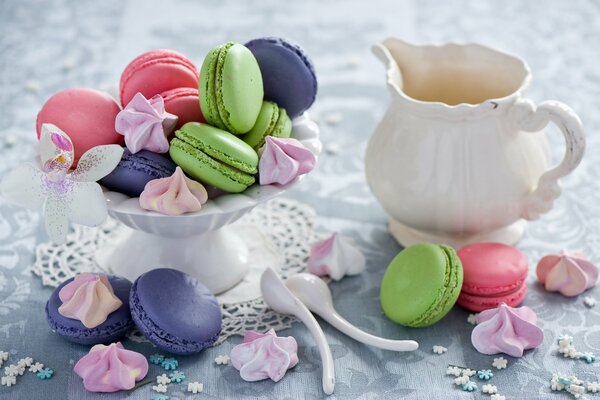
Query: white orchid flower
[[0, 123, 123, 244]]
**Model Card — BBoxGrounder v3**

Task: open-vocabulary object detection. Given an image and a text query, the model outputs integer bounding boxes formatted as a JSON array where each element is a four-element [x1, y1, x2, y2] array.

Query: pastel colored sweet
[[169, 122, 258, 193], [471, 303, 544, 357], [457, 243, 528, 312], [162, 87, 206, 129], [46, 275, 134, 345], [245, 37, 317, 119], [74, 342, 148, 392], [100, 149, 177, 197], [119, 49, 199, 107], [307, 232, 365, 281], [115, 92, 178, 154], [58, 273, 123, 329], [139, 167, 208, 215], [380, 243, 463, 327], [199, 42, 263, 134], [129, 268, 222, 355], [242, 101, 292, 150], [537, 251, 598, 296], [36, 88, 123, 166], [258, 136, 316, 186], [230, 329, 298, 382]]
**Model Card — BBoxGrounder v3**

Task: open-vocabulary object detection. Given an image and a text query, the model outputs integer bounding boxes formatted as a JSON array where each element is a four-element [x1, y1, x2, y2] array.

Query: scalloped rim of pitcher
[[376, 38, 533, 119], [104, 114, 320, 219]]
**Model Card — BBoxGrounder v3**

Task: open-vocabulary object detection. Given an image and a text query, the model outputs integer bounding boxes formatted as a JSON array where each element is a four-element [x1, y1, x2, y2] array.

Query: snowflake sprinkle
[[446, 366, 462, 376], [152, 395, 169, 400], [492, 357, 507, 370], [152, 384, 168, 393], [36, 368, 53, 380], [462, 381, 477, 392], [29, 362, 44, 373], [454, 375, 469, 385], [490, 394, 506, 400], [215, 355, 230, 365], [579, 352, 596, 364], [462, 368, 476, 377], [477, 369, 494, 380], [149, 354, 165, 365], [161, 358, 178, 371], [0, 351, 8, 362], [4, 364, 20, 377], [588, 382, 600, 393], [584, 296, 596, 308], [17, 357, 33, 368], [467, 314, 478, 325], [1, 375, 16, 387], [169, 371, 185, 383], [482, 384, 498, 394], [188, 381, 204, 394], [156, 374, 171, 385], [432, 345, 447, 355]]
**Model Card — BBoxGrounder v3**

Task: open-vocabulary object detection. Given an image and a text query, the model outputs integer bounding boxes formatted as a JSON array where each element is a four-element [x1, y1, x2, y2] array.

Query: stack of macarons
[[35, 37, 319, 216], [46, 269, 222, 355]]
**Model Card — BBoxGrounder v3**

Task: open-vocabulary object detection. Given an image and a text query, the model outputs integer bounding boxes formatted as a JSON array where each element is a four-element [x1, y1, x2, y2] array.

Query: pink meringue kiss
[[471, 303, 543, 357], [139, 167, 208, 215], [230, 329, 299, 382], [74, 342, 148, 392], [258, 136, 316, 185], [307, 232, 366, 281], [58, 273, 123, 328], [536, 251, 598, 297], [115, 92, 178, 154]]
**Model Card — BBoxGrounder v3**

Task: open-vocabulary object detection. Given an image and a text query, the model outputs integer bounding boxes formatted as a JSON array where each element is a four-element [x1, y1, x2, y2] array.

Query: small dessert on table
[[230, 329, 298, 382], [45, 273, 134, 345], [457, 242, 528, 312], [258, 136, 316, 186], [536, 251, 598, 297], [471, 303, 543, 357], [307, 232, 365, 281], [74, 342, 148, 392], [380, 243, 463, 327]]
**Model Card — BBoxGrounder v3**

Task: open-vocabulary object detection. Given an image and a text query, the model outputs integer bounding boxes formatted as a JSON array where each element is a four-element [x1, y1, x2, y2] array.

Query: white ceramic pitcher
[[366, 38, 585, 248]]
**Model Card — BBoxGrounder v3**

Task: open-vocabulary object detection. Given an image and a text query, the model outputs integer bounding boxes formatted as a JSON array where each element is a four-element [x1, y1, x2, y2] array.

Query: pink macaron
[[161, 87, 205, 130], [36, 88, 123, 166], [457, 242, 528, 312], [119, 49, 199, 107]]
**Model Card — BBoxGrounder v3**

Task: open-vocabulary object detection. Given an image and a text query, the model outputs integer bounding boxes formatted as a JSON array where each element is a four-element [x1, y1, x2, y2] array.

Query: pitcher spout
[[371, 38, 414, 99]]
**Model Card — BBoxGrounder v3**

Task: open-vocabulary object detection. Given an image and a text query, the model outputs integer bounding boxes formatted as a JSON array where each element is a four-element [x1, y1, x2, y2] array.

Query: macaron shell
[[129, 268, 221, 354], [246, 37, 317, 119], [458, 284, 527, 313], [271, 107, 292, 139], [161, 87, 205, 130], [380, 243, 463, 327], [36, 88, 123, 166], [100, 149, 177, 197], [199, 46, 225, 130], [242, 101, 279, 149], [46, 275, 134, 345], [120, 49, 199, 107]]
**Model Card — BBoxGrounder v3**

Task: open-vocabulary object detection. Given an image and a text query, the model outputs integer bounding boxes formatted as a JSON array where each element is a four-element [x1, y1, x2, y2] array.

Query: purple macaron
[[46, 275, 134, 345], [99, 148, 177, 197], [245, 37, 317, 119], [129, 268, 222, 355]]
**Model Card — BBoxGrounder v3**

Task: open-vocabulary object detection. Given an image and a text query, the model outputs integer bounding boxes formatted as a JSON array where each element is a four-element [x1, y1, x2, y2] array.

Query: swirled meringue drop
[[471, 303, 543, 357], [139, 167, 208, 215], [536, 251, 598, 297]]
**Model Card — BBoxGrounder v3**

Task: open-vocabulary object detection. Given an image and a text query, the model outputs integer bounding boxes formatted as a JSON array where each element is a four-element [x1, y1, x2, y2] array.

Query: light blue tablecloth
[[1, 1, 599, 399]]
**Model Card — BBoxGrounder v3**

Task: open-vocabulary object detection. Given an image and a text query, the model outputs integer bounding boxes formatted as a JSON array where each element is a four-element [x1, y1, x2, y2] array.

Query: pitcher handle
[[511, 99, 586, 220]]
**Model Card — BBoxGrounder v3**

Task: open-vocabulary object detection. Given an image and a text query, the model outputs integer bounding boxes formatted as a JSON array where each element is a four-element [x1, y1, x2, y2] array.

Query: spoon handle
[[325, 311, 419, 352], [293, 298, 336, 395]]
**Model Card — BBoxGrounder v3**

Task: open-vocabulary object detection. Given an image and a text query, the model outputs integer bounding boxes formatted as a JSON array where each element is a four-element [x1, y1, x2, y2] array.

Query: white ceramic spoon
[[260, 267, 335, 395], [285, 273, 419, 352]]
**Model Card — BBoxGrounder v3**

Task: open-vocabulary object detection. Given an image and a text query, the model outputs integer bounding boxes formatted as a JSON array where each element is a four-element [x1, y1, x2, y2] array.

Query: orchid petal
[[39, 124, 74, 171], [67, 181, 107, 226], [44, 194, 69, 244], [70, 145, 124, 182], [0, 163, 46, 209]]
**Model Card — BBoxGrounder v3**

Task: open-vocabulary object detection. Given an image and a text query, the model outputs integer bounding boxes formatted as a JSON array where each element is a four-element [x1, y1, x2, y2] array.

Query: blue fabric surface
[[1, 0, 599, 399]]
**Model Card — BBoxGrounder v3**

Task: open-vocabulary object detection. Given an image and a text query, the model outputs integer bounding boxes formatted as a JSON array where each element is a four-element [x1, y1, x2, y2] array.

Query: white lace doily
[[32, 198, 317, 345]]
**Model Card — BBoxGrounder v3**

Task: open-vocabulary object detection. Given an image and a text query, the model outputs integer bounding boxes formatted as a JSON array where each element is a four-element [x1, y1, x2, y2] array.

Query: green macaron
[[199, 42, 264, 135], [242, 101, 292, 150], [169, 122, 258, 193], [380, 243, 463, 328]]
